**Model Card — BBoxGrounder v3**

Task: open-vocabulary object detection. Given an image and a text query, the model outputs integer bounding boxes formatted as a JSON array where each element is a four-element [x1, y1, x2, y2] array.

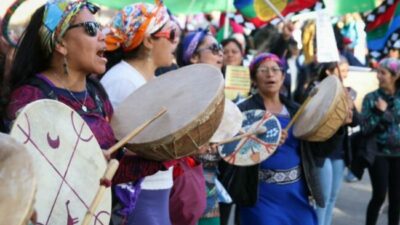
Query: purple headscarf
[[250, 53, 283, 72], [379, 58, 400, 76], [181, 29, 208, 65], [249, 53, 284, 79]]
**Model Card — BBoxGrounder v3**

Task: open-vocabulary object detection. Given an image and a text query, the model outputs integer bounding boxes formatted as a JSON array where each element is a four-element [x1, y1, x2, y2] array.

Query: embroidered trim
[[258, 166, 302, 185]]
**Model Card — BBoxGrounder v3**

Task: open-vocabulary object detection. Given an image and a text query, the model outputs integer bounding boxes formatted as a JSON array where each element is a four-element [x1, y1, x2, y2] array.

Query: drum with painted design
[[10, 99, 111, 225], [219, 109, 281, 166]]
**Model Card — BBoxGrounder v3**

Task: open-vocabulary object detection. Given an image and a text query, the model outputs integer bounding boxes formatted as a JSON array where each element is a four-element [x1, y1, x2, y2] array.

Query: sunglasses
[[256, 67, 282, 74], [67, 21, 101, 37], [152, 28, 178, 43], [197, 43, 223, 55], [152, 22, 181, 43], [85, 2, 100, 14]]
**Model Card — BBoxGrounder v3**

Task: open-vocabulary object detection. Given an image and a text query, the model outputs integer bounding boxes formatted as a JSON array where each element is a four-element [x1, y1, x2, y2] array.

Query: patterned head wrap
[[249, 53, 284, 78], [105, 1, 169, 52], [181, 29, 208, 65], [39, 0, 99, 57], [379, 58, 400, 76]]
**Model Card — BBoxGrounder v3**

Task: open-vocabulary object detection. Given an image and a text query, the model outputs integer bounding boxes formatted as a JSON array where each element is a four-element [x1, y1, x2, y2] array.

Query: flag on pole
[[364, 0, 400, 60], [234, 0, 323, 27], [280, 0, 321, 17], [234, 0, 268, 27]]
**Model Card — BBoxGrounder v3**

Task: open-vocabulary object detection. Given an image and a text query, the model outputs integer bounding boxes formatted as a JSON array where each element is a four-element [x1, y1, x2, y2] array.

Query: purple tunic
[[6, 75, 116, 149]]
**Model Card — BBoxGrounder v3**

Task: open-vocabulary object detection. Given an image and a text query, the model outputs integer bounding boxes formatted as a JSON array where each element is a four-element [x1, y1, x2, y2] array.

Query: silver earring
[[63, 56, 69, 75]]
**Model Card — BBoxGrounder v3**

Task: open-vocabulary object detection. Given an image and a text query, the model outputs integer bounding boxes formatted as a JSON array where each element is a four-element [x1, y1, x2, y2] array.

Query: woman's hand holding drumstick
[[284, 87, 318, 132], [279, 129, 288, 146], [103, 107, 167, 160], [81, 159, 119, 225], [91, 109, 168, 223]]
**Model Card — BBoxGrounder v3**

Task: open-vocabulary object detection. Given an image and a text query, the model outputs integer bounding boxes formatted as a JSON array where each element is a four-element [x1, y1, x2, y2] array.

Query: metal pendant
[[82, 105, 88, 112]]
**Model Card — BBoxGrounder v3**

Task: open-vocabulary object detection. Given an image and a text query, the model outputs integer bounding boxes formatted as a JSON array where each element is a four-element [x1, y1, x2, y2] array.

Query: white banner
[[316, 10, 340, 63]]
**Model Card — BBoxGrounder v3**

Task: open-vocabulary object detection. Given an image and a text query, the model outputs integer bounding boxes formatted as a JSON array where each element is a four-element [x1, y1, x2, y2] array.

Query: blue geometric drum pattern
[[219, 109, 281, 166]]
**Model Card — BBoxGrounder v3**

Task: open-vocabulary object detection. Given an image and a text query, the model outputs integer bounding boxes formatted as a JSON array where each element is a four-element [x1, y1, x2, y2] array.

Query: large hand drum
[[112, 64, 225, 161], [0, 133, 36, 225], [10, 100, 111, 225], [219, 110, 281, 166], [293, 75, 348, 141]]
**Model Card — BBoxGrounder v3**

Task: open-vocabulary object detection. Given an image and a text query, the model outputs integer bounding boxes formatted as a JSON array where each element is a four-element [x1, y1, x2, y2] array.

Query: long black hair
[[316, 56, 349, 81], [316, 62, 337, 81], [0, 6, 49, 124], [9, 6, 50, 91]]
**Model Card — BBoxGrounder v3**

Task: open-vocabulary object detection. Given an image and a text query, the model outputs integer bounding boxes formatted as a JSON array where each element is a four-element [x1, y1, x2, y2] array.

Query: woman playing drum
[[0, 0, 156, 223], [2, 0, 112, 147], [177, 28, 225, 225], [225, 53, 320, 225], [304, 57, 358, 225], [101, 2, 178, 224]]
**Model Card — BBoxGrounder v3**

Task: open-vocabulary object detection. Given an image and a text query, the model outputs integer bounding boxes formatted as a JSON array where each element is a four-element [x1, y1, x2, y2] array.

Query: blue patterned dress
[[239, 112, 317, 225]]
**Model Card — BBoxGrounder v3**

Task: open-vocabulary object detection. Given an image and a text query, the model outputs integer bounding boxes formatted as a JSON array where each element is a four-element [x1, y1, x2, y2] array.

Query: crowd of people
[[0, 0, 400, 225]]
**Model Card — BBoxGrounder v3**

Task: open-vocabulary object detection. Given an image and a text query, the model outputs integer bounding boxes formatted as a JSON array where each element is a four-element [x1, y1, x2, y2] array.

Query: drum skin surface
[[0, 133, 36, 225], [293, 75, 348, 142], [112, 64, 225, 161], [219, 110, 281, 166], [10, 99, 111, 225]]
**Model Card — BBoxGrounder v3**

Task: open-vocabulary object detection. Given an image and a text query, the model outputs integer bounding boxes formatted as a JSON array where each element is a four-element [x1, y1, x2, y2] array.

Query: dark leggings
[[366, 156, 400, 225], [220, 203, 240, 225]]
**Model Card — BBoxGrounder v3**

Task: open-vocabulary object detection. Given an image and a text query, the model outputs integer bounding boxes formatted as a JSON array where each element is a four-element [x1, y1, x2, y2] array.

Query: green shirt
[[361, 89, 400, 156]]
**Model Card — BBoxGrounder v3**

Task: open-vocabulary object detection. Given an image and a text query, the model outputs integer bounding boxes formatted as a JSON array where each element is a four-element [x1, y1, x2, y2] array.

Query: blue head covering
[[181, 28, 208, 65]]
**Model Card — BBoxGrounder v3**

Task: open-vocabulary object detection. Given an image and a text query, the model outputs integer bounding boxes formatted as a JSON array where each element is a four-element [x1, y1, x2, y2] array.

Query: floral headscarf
[[105, 1, 169, 52], [39, 0, 99, 57]]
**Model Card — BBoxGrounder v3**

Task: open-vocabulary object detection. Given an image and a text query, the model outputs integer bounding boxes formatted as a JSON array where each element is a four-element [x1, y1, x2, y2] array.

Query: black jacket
[[218, 93, 325, 208], [349, 110, 379, 179]]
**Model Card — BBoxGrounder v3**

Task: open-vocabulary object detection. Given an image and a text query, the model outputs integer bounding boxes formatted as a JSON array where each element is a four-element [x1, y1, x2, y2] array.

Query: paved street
[[333, 172, 387, 225]]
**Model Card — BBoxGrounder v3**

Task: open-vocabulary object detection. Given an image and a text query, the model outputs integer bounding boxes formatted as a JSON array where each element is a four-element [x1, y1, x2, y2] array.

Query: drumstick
[[284, 87, 318, 132], [81, 159, 119, 225], [218, 126, 267, 145], [105, 107, 167, 156]]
